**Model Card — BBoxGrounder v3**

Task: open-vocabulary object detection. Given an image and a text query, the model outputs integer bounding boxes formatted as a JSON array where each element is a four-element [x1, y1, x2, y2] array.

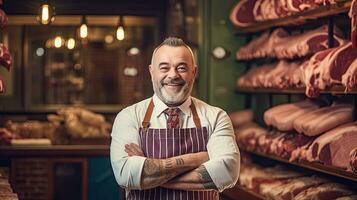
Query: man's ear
[[193, 65, 198, 77], [149, 64, 153, 76]]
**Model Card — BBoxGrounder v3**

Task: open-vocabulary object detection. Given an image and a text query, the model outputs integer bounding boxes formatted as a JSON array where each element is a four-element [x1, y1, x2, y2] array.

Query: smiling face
[[149, 45, 197, 106]]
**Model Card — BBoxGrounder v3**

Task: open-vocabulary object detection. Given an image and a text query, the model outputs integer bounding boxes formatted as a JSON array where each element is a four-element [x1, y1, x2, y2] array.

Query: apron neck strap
[[141, 98, 202, 129], [142, 99, 154, 129], [189, 101, 202, 128]]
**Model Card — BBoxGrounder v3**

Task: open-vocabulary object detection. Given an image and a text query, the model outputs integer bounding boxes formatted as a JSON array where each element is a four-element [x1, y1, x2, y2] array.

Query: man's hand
[[124, 143, 145, 157]]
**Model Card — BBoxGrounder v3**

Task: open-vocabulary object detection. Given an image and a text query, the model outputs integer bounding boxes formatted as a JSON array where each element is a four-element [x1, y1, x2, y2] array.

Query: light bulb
[[116, 26, 125, 41], [38, 4, 55, 25], [67, 38, 76, 49], [54, 36, 63, 48], [80, 23, 88, 38]]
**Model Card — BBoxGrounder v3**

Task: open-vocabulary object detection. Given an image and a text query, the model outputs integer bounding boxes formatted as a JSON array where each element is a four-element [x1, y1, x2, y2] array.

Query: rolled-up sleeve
[[110, 108, 146, 190], [203, 110, 240, 192]]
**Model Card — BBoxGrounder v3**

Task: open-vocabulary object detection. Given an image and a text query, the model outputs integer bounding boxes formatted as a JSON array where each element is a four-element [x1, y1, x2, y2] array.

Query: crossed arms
[[124, 143, 217, 191]]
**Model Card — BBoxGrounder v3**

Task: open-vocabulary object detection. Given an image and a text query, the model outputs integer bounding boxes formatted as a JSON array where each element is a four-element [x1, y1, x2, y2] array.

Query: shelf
[[234, 0, 352, 34], [236, 86, 357, 95], [242, 149, 357, 182], [0, 145, 110, 156], [222, 185, 265, 200]]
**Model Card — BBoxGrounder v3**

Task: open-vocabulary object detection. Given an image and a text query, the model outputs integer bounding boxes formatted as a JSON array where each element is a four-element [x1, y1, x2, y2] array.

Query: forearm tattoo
[[196, 165, 217, 190], [141, 157, 186, 189]]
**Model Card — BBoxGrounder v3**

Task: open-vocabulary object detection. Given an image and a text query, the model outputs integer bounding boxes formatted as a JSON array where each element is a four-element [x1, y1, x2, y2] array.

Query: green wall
[[198, 0, 246, 112]]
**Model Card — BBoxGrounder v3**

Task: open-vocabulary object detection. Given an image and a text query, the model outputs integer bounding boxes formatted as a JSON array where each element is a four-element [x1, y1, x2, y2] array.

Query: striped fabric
[[127, 127, 219, 200]]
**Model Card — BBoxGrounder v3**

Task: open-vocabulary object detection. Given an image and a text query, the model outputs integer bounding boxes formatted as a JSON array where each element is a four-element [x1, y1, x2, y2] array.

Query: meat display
[[236, 25, 346, 60], [0, 128, 18, 145], [264, 100, 319, 131], [0, 9, 7, 28], [305, 121, 357, 169], [0, 3, 11, 94], [4, 120, 61, 144], [264, 176, 330, 200], [228, 109, 254, 129], [230, 0, 336, 27], [49, 107, 111, 138], [0, 75, 4, 93], [0, 173, 18, 200], [319, 43, 357, 89], [239, 162, 356, 200], [274, 25, 346, 59], [336, 195, 357, 200], [235, 124, 316, 161], [235, 123, 268, 151], [349, 0, 357, 47], [236, 28, 289, 60], [302, 48, 338, 97], [293, 183, 356, 200], [350, 148, 357, 173], [342, 58, 357, 91], [229, 0, 257, 27], [293, 103, 354, 136], [237, 63, 276, 88], [0, 43, 11, 71], [238, 61, 306, 89]]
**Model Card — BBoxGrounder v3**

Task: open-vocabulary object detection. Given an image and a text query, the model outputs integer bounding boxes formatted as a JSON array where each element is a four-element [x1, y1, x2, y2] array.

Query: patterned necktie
[[164, 107, 181, 129]]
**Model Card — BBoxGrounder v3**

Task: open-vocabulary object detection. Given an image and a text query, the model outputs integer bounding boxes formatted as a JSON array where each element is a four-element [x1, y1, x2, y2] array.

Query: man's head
[[149, 37, 197, 106]]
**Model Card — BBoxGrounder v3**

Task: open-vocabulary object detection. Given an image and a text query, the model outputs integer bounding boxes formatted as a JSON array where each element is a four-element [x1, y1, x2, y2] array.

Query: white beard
[[154, 81, 193, 105]]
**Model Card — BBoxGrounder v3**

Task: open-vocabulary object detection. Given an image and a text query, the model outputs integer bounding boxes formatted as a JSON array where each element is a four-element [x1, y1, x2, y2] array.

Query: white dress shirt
[[110, 94, 240, 192]]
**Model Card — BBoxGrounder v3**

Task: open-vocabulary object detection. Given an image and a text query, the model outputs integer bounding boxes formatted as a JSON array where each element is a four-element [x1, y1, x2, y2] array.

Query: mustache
[[161, 78, 186, 85]]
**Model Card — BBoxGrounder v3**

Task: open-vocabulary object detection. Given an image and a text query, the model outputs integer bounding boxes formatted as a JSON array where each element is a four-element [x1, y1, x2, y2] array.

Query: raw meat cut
[[0, 9, 7, 28], [319, 43, 357, 90], [0, 75, 4, 93], [235, 123, 268, 151], [236, 28, 289, 60], [265, 176, 329, 200], [230, 0, 257, 27], [293, 183, 355, 200], [274, 25, 346, 59], [264, 100, 317, 128], [349, 0, 357, 47], [229, 109, 254, 129], [0, 43, 12, 71], [306, 121, 357, 169], [342, 57, 357, 91], [302, 48, 338, 97], [237, 63, 276, 88], [349, 148, 357, 173], [336, 195, 357, 200], [293, 103, 353, 136], [265, 100, 319, 131]]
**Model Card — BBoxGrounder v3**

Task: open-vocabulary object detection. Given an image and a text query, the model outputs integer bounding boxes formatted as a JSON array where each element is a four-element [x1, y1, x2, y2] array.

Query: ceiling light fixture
[[37, 2, 55, 25], [79, 16, 88, 39], [116, 16, 125, 41]]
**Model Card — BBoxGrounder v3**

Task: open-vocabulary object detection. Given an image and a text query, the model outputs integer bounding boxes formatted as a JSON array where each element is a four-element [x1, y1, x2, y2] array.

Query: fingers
[[125, 143, 145, 157]]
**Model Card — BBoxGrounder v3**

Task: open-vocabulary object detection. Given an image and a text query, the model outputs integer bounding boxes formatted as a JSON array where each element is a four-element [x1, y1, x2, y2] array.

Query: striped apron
[[127, 99, 219, 200]]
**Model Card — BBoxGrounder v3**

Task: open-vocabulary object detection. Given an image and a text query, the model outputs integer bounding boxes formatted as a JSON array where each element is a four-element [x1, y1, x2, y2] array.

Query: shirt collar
[[152, 94, 192, 117]]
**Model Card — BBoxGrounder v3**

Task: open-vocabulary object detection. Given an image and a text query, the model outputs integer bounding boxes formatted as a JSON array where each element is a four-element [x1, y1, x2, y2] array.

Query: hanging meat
[[229, 0, 257, 27]]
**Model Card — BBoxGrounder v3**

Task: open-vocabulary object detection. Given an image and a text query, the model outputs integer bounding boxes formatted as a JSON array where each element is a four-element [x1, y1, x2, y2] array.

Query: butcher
[[110, 37, 240, 200]]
